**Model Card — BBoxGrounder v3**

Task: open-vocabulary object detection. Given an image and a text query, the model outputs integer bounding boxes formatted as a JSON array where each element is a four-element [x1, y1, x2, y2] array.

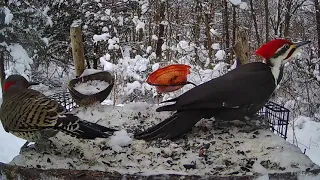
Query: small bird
[[135, 39, 310, 141], [0, 75, 117, 150]]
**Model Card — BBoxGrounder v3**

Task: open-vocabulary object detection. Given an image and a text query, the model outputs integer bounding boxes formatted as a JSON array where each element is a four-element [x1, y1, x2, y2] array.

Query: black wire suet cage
[[257, 101, 290, 139]]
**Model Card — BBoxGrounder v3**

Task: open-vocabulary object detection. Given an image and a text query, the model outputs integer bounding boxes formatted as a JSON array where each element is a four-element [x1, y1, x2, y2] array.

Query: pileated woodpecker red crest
[[135, 39, 310, 141]]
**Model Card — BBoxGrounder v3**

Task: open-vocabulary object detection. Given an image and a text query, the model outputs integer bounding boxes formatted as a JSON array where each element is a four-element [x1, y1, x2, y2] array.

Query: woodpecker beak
[[285, 40, 311, 60], [28, 82, 39, 87], [291, 40, 311, 49]]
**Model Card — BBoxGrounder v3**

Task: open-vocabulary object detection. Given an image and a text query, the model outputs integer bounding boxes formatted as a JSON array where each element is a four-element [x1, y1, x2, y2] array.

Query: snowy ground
[[0, 122, 26, 163], [286, 116, 320, 166], [7, 103, 319, 176]]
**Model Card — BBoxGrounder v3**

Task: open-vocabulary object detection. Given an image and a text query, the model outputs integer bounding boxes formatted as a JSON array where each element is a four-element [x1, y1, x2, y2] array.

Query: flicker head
[[3, 75, 39, 91]]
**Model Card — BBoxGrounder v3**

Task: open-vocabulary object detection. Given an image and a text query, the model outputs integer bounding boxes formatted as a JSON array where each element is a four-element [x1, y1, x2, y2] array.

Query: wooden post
[[234, 29, 249, 64], [70, 26, 85, 77]]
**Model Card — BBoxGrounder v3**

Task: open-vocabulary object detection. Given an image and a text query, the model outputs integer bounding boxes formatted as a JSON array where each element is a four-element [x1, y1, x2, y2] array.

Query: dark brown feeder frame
[[68, 71, 114, 107]]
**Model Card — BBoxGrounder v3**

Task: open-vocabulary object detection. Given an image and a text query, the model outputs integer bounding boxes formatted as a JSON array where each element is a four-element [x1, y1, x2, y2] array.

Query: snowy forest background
[[0, 0, 320, 164]]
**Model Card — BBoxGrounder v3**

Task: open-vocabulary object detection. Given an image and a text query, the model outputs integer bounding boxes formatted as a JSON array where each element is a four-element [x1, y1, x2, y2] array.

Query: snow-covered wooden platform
[[4, 103, 320, 179]]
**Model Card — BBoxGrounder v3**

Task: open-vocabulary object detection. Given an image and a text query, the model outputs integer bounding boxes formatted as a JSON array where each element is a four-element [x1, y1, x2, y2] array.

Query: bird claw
[[19, 139, 57, 154], [19, 141, 34, 154], [35, 139, 57, 153]]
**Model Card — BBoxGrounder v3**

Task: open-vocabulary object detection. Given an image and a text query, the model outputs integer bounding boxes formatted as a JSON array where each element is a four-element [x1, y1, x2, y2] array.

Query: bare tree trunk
[[204, 13, 213, 60], [148, 15, 152, 46], [275, 0, 282, 36], [155, 1, 165, 59], [231, 5, 237, 60], [166, 0, 171, 62], [82, 36, 91, 69], [284, 0, 292, 38], [93, 43, 98, 69], [249, 0, 260, 45], [264, 0, 269, 42], [175, 4, 180, 41], [210, 1, 215, 20], [137, 5, 144, 42], [224, 0, 230, 50], [174, 3, 180, 58], [232, 6, 236, 46], [194, 0, 202, 65], [315, 0, 320, 57]]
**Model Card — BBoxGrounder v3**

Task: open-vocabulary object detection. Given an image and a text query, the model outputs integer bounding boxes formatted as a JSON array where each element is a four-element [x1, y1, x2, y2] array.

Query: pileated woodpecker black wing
[[135, 62, 276, 141], [157, 62, 276, 111]]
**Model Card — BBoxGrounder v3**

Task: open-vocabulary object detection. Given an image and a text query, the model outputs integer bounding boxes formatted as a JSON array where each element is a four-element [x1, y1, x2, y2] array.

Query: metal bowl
[[67, 71, 114, 107]]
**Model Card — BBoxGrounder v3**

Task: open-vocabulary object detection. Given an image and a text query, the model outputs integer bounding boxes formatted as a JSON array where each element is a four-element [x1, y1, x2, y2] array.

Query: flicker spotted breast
[[0, 75, 116, 143]]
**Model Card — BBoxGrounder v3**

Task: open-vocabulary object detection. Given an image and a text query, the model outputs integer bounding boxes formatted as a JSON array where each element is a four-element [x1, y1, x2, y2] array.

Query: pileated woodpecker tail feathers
[[55, 114, 117, 139], [156, 104, 177, 112], [135, 110, 207, 141], [159, 97, 179, 104], [156, 97, 180, 112]]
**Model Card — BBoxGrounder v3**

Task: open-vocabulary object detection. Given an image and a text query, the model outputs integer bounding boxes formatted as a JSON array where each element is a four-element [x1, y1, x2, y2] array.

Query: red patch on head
[[255, 39, 292, 59], [3, 82, 15, 91]]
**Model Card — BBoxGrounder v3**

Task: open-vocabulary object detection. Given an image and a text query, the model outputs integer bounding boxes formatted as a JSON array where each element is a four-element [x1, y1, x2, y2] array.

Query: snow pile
[[93, 33, 110, 43], [100, 53, 114, 72], [228, 0, 248, 10], [177, 41, 194, 53], [152, 35, 158, 40], [287, 116, 320, 166], [239, 2, 248, 10], [314, 64, 320, 81], [9, 103, 319, 176], [215, 50, 226, 60], [132, 16, 145, 31], [210, 29, 219, 36], [152, 63, 160, 71], [108, 130, 133, 152], [108, 37, 120, 50], [80, 69, 103, 77], [74, 80, 110, 95], [41, 37, 49, 46], [71, 19, 81, 27], [3, 7, 13, 24], [211, 43, 220, 50], [42, 6, 53, 27], [113, 54, 150, 82], [124, 81, 141, 95], [5, 44, 33, 79], [229, 0, 242, 5]]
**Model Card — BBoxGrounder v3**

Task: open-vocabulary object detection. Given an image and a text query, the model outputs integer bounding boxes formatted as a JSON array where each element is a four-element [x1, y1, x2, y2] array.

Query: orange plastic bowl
[[147, 64, 191, 93]]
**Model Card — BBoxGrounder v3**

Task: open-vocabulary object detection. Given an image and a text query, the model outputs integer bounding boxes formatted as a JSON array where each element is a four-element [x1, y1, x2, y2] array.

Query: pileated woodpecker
[[135, 39, 310, 141]]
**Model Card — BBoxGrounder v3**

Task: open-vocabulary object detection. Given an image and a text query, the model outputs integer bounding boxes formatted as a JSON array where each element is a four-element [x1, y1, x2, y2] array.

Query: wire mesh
[[257, 101, 290, 139], [47, 91, 79, 112]]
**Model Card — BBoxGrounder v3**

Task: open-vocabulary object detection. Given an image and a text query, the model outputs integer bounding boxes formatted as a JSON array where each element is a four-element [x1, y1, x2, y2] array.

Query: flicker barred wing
[[0, 87, 66, 132]]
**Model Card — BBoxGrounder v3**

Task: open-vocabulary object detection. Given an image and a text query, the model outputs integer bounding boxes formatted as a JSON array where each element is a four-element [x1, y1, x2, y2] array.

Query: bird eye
[[283, 44, 290, 49]]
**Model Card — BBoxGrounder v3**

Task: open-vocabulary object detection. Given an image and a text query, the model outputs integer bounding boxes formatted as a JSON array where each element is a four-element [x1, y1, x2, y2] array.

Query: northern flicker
[[0, 75, 117, 149]]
